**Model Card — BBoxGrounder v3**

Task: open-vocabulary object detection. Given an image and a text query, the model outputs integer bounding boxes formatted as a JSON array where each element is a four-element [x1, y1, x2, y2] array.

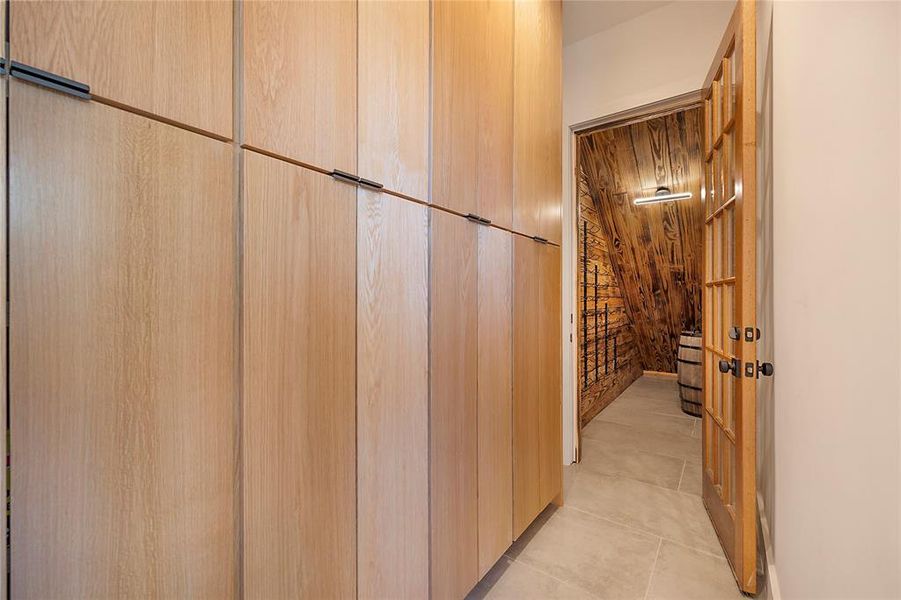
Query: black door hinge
[[6, 60, 90, 100]]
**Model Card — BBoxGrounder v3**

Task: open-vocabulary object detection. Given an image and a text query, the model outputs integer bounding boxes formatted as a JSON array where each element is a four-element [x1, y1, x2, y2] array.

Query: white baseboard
[[766, 564, 782, 600], [758, 491, 781, 600]]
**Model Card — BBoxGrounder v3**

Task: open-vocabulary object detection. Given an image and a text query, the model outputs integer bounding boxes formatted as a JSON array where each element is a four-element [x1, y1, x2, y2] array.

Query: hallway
[[469, 376, 743, 599]]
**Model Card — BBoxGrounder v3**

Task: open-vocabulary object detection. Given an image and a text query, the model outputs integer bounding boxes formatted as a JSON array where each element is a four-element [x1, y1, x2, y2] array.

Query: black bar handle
[[532, 235, 548, 244], [331, 170, 360, 185], [359, 178, 384, 191], [10, 60, 91, 99]]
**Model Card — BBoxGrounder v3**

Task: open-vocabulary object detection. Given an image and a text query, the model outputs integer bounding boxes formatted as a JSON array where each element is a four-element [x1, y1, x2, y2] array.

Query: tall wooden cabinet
[[359, 0, 431, 200], [242, 152, 357, 599], [513, 0, 563, 244], [432, 0, 514, 226], [513, 237, 563, 537], [9, 1, 563, 598], [11, 0, 233, 138], [244, 0, 430, 200], [243, 0, 357, 172], [477, 227, 515, 576], [357, 191, 430, 600], [10, 81, 236, 599], [430, 211, 479, 599]]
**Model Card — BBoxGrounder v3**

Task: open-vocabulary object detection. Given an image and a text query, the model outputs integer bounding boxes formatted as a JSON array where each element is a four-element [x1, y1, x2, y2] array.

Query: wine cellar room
[[575, 100, 706, 451]]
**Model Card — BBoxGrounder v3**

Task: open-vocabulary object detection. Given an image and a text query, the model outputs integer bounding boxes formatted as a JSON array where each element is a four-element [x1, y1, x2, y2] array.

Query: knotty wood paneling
[[512, 236, 541, 537], [432, 0, 513, 226], [513, 0, 562, 243], [477, 227, 513, 577], [538, 243, 563, 506], [577, 187, 642, 426], [578, 108, 704, 373], [12, 0, 233, 138], [430, 211, 479, 599], [243, 152, 356, 599], [10, 81, 236, 599], [359, 0, 429, 200], [357, 190, 430, 599], [244, 0, 356, 172]]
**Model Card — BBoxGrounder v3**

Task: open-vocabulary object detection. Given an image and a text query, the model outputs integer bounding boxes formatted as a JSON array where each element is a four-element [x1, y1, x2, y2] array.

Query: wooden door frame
[[567, 90, 703, 463]]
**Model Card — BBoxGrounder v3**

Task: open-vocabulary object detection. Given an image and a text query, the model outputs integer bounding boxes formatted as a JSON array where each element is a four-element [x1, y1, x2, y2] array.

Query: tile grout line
[[563, 502, 726, 561], [642, 538, 663, 600], [676, 460, 687, 491], [575, 460, 702, 498], [501, 553, 604, 599]]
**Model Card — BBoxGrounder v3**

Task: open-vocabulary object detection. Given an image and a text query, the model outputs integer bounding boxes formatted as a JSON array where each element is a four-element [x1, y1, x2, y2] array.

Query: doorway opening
[[575, 96, 704, 437]]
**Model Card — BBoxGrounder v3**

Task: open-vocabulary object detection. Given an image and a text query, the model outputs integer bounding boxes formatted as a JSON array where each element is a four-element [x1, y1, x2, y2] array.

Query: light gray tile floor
[[468, 376, 744, 600]]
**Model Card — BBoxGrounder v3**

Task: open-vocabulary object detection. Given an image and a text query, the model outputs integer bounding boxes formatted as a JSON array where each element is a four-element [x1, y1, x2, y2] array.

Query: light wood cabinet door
[[244, 0, 356, 173], [512, 235, 542, 537], [10, 81, 236, 599], [538, 244, 563, 506], [430, 210, 479, 599], [243, 152, 357, 599], [513, 0, 562, 243], [359, 0, 430, 201], [477, 227, 514, 576], [432, 0, 513, 226], [11, 0, 233, 138], [357, 191, 430, 599]]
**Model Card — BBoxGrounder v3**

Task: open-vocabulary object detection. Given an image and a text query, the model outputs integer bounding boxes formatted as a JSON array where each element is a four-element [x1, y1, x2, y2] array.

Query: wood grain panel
[[357, 191, 430, 599], [429, 211, 479, 600], [513, 0, 562, 243], [359, 0, 429, 200], [243, 152, 356, 599], [477, 227, 513, 577], [577, 186, 642, 426], [10, 81, 236, 599], [0, 44, 6, 600], [578, 108, 704, 373], [244, 0, 356, 172], [432, 0, 513, 226], [512, 236, 541, 538], [11, 0, 233, 137], [538, 243, 563, 506]]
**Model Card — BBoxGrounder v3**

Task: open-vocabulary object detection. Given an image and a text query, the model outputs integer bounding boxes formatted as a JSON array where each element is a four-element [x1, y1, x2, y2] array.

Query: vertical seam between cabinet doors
[[353, 1, 360, 597], [426, 0, 434, 596], [3, 0, 10, 594], [509, 0, 518, 540], [232, 0, 245, 596]]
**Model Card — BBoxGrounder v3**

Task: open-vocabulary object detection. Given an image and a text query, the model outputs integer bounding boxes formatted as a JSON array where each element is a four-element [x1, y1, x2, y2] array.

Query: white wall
[[560, 1, 734, 462], [772, 2, 901, 598]]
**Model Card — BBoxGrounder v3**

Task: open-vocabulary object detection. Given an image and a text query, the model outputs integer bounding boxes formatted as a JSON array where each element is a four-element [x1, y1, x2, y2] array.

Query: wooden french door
[[701, 0, 758, 594]]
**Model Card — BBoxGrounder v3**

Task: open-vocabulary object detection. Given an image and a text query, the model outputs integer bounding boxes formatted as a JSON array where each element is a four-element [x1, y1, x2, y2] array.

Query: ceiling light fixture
[[633, 186, 693, 206]]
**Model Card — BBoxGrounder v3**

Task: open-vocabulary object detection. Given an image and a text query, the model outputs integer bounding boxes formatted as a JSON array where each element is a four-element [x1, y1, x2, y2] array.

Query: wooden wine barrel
[[677, 331, 703, 418]]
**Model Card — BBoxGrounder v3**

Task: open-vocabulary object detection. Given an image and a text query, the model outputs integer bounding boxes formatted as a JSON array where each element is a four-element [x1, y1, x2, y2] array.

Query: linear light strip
[[633, 192, 693, 205]]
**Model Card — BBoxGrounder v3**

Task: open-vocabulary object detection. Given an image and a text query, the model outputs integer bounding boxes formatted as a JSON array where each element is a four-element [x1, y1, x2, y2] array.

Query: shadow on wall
[[755, 2, 775, 597]]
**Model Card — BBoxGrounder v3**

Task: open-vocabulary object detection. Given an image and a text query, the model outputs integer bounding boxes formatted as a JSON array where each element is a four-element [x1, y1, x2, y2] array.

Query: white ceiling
[[562, 1, 673, 46]]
